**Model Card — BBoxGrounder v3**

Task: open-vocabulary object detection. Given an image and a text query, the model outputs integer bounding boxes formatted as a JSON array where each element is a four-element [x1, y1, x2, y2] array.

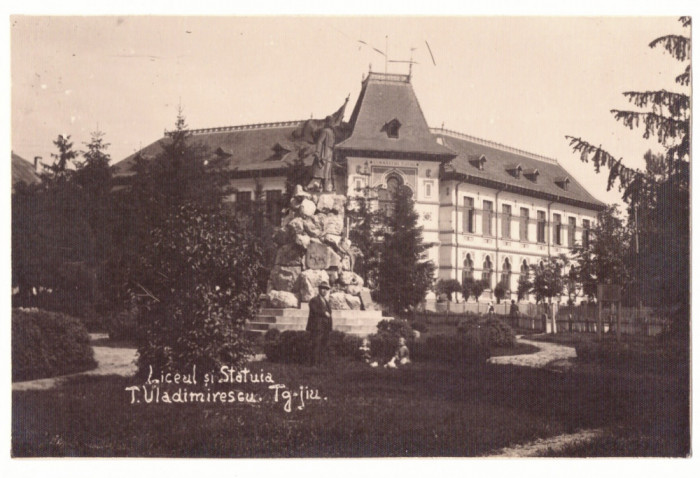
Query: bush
[[106, 308, 139, 342], [410, 321, 428, 333], [377, 318, 415, 338], [457, 316, 516, 348], [135, 205, 263, 379], [12, 308, 97, 382], [264, 329, 366, 363], [263, 330, 312, 364], [329, 330, 364, 359], [412, 333, 490, 364]]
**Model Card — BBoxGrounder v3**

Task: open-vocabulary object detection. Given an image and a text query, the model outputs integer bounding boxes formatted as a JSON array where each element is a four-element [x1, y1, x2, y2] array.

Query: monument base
[[248, 305, 385, 337]]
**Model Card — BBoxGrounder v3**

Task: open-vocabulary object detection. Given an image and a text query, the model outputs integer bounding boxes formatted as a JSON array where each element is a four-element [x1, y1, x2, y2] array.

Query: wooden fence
[[413, 302, 667, 336]]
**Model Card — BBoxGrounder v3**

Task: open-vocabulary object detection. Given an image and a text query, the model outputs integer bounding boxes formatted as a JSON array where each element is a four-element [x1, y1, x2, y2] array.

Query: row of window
[[462, 255, 553, 290], [463, 198, 590, 247], [230, 190, 284, 225]]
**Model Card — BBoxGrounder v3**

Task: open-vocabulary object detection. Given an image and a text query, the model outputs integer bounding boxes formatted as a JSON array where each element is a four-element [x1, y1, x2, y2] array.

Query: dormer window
[[523, 168, 540, 182], [382, 118, 402, 138], [469, 154, 487, 171], [555, 176, 571, 190], [215, 146, 232, 158], [506, 163, 523, 179]]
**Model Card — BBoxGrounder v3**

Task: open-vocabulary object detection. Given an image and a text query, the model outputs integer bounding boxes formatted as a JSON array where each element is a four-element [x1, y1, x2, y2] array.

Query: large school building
[[113, 71, 605, 303]]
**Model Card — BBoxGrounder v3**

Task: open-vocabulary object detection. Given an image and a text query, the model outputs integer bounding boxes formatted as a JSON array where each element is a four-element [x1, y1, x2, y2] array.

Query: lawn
[[12, 352, 689, 457]]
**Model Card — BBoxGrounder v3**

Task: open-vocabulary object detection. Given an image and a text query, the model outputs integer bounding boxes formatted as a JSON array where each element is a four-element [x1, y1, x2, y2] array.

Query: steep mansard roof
[[336, 72, 455, 159], [435, 129, 606, 210]]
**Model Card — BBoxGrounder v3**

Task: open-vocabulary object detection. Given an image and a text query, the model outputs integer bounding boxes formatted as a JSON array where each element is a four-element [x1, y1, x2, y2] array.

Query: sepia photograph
[[8, 10, 691, 463]]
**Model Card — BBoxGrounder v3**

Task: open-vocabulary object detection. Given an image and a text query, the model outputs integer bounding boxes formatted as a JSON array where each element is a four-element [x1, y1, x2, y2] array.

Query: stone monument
[[249, 184, 383, 337]]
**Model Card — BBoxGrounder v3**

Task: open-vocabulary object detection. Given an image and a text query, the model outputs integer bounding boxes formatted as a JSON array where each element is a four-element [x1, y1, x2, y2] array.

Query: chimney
[[34, 156, 42, 173]]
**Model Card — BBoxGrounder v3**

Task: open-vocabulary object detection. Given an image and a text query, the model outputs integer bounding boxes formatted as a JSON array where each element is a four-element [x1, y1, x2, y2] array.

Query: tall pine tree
[[565, 17, 690, 328], [377, 186, 435, 314]]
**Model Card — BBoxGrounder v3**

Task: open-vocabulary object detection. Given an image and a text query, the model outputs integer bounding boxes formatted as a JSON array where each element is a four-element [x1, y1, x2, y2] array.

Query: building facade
[[113, 71, 605, 303]]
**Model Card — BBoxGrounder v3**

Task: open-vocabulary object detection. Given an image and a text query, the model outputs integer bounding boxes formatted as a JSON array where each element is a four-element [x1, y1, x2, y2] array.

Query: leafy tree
[[462, 277, 488, 303], [134, 204, 263, 378], [128, 109, 264, 375], [531, 255, 569, 305], [517, 273, 532, 302], [377, 186, 436, 314], [493, 281, 507, 304], [12, 134, 98, 316], [566, 17, 690, 327], [571, 205, 633, 301], [436, 279, 462, 303]]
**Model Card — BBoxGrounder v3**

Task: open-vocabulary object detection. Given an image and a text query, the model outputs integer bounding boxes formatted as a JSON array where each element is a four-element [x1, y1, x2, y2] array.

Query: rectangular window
[[582, 219, 591, 248], [355, 179, 362, 191], [482, 200, 493, 236], [236, 191, 252, 215], [502, 204, 512, 239], [425, 182, 432, 198], [266, 190, 283, 226], [537, 211, 546, 243], [568, 217, 576, 247], [463, 197, 474, 233], [553, 213, 562, 245], [520, 208, 529, 241]]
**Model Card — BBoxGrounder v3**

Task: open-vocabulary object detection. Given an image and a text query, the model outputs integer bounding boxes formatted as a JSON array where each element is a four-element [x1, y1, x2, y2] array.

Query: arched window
[[378, 173, 407, 216], [462, 254, 474, 283], [521, 260, 529, 277], [482, 256, 493, 288], [501, 258, 512, 291]]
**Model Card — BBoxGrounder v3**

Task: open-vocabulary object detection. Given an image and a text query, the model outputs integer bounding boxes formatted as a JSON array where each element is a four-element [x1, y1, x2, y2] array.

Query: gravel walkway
[[488, 336, 577, 369], [13, 334, 138, 392]]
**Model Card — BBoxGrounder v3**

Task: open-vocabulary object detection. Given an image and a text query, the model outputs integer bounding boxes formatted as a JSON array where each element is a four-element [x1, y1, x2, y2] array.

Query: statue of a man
[[307, 116, 335, 192]]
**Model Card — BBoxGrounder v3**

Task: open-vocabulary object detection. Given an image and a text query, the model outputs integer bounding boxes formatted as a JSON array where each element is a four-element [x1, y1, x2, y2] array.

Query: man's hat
[[318, 281, 330, 290]]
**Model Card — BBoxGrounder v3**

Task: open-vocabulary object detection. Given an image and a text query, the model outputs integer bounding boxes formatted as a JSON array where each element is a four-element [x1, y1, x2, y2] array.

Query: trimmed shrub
[[377, 318, 414, 338], [412, 333, 490, 364], [264, 330, 312, 364], [264, 329, 366, 363], [12, 308, 97, 382], [457, 316, 516, 348], [330, 330, 364, 360]]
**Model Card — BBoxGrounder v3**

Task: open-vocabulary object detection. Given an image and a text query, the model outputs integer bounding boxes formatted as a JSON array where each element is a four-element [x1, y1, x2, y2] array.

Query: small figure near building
[[509, 299, 520, 318], [487, 301, 495, 317], [306, 281, 333, 366]]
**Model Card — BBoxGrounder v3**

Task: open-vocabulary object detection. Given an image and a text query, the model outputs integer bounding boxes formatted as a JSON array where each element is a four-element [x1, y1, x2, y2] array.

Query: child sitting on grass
[[383, 337, 411, 368]]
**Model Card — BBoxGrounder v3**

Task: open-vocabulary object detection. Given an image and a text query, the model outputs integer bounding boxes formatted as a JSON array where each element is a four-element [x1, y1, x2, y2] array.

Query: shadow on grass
[[12, 357, 689, 457]]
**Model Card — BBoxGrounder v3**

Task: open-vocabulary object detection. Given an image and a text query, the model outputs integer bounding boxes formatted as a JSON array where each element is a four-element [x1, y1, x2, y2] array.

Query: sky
[[10, 15, 689, 207]]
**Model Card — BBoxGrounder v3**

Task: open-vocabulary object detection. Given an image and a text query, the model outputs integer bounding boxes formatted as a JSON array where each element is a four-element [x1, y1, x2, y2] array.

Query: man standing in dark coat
[[307, 281, 333, 366]]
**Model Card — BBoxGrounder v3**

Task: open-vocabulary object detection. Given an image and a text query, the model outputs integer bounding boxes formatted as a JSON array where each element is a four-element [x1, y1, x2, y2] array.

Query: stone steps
[[247, 307, 386, 337]]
